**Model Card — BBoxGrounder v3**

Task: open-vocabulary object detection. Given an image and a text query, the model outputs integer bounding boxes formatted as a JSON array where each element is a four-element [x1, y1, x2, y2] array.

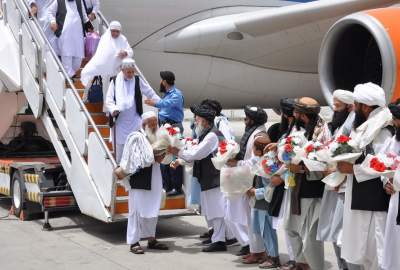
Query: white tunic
[[48, 0, 88, 58], [29, 0, 59, 55], [105, 72, 160, 145], [342, 109, 392, 268], [382, 137, 400, 270], [179, 131, 225, 219], [130, 163, 163, 218]]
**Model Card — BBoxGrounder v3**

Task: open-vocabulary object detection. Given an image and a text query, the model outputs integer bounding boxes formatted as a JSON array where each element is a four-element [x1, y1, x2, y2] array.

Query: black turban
[[389, 103, 400, 119], [201, 99, 222, 116], [294, 98, 321, 115], [280, 98, 296, 117], [244, 105, 268, 125], [160, 71, 175, 85], [190, 104, 216, 122]]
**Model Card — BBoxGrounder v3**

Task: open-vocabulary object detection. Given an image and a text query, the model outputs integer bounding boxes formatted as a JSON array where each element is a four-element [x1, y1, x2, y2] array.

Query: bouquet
[[211, 140, 240, 170], [302, 141, 328, 172], [220, 165, 254, 197], [152, 124, 184, 164], [277, 131, 307, 187], [357, 153, 400, 182], [318, 135, 362, 188], [252, 151, 286, 178]]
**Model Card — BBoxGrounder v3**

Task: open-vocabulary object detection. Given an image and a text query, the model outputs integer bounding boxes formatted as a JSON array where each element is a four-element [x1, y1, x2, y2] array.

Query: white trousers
[[61, 56, 82, 77], [116, 143, 124, 164], [126, 211, 157, 245], [225, 219, 249, 246], [207, 217, 226, 243]]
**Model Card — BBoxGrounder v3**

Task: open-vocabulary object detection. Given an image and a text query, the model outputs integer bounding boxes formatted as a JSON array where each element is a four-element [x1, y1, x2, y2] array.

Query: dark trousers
[[161, 164, 183, 192]]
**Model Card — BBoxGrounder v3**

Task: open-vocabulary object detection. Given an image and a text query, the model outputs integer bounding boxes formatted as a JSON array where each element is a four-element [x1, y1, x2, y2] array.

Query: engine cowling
[[319, 7, 400, 106]]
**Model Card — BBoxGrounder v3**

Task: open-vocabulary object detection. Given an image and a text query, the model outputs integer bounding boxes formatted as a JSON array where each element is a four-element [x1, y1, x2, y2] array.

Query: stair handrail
[[12, 0, 118, 172]]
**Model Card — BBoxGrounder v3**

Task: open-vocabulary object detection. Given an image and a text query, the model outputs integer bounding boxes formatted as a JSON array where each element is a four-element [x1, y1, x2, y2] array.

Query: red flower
[[286, 137, 292, 144], [219, 141, 228, 154], [370, 157, 386, 172], [337, 135, 351, 144], [284, 144, 293, 153], [305, 144, 314, 153], [168, 127, 178, 136]]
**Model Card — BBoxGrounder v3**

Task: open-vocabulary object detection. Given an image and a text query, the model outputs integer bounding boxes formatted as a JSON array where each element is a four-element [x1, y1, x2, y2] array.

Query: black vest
[[55, 0, 85, 38], [129, 166, 152, 190], [298, 171, 325, 199], [112, 76, 143, 116], [351, 143, 390, 212], [193, 128, 223, 191]]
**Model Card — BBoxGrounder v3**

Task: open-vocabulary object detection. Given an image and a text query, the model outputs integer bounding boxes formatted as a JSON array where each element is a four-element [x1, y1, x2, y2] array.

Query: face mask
[[159, 83, 166, 93]]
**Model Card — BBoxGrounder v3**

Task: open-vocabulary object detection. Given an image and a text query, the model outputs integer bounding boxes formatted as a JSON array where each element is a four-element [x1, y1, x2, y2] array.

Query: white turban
[[353, 82, 386, 107], [333, 89, 354, 105], [109, 21, 122, 31], [121, 58, 135, 69], [142, 111, 157, 120]]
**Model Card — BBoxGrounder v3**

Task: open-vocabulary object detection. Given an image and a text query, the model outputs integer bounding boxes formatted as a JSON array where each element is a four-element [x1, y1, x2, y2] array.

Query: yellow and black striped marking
[[0, 163, 10, 174], [24, 174, 40, 184], [25, 191, 41, 203], [0, 186, 10, 196]]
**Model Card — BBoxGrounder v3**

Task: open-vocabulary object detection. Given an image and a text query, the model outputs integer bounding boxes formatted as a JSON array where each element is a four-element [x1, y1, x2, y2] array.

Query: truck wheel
[[11, 172, 25, 217]]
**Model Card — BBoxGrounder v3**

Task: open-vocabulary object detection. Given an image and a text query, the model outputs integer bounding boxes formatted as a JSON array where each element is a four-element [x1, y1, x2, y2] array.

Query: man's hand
[[170, 160, 181, 169], [30, 4, 38, 17], [112, 110, 120, 117], [144, 99, 157, 107], [154, 154, 165, 164], [336, 162, 353, 174], [168, 146, 180, 156], [270, 175, 284, 187], [246, 188, 256, 198], [323, 167, 336, 177], [88, 12, 96, 21], [289, 164, 303, 174], [50, 22, 58, 32], [385, 179, 395, 195], [118, 50, 128, 59], [226, 159, 238, 167]]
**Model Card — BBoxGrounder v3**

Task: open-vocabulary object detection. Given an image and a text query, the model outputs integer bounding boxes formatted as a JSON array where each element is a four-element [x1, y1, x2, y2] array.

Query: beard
[[195, 123, 206, 137], [353, 110, 367, 129], [330, 109, 350, 134], [144, 126, 157, 144], [396, 127, 400, 142], [159, 83, 166, 93], [294, 118, 305, 131]]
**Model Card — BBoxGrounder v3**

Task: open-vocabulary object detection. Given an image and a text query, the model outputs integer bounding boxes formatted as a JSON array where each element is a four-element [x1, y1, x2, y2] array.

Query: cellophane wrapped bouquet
[[152, 124, 184, 164]]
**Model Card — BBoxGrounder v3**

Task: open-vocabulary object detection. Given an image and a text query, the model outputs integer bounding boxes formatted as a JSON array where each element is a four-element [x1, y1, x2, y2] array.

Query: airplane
[[100, 0, 400, 108]]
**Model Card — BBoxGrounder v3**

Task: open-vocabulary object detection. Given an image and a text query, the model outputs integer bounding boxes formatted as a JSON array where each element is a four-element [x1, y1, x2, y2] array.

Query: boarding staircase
[[0, 0, 187, 222]]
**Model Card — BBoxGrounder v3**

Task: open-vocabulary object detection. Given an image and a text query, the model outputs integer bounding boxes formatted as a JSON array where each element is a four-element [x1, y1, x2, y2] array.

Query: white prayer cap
[[333, 89, 354, 105], [142, 111, 157, 120], [109, 21, 122, 31], [121, 58, 136, 69], [353, 82, 386, 107]]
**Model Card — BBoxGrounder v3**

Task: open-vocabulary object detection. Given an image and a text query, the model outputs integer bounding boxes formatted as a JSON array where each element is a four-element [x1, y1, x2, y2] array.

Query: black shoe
[[236, 245, 250, 256], [202, 241, 227, 252], [201, 238, 212, 245], [199, 228, 213, 239], [226, 238, 238, 246], [166, 189, 183, 197]]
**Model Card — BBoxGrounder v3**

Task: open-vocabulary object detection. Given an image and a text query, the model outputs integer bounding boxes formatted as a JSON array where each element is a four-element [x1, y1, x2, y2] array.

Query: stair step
[[115, 200, 128, 214], [162, 195, 186, 210], [89, 126, 110, 137], [74, 80, 85, 90], [85, 102, 103, 113], [91, 114, 108, 125], [116, 196, 128, 202], [116, 185, 128, 197]]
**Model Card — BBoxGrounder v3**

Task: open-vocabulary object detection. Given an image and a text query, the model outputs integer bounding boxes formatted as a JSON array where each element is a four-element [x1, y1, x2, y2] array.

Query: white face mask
[[144, 125, 157, 144]]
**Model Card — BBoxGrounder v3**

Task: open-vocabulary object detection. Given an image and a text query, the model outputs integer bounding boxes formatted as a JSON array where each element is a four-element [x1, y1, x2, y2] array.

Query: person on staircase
[[145, 71, 184, 196], [47, 0, 93, 78], [105, 58, 160, 163], [83, 0, 99, 21], [80, 21, 133, 105]]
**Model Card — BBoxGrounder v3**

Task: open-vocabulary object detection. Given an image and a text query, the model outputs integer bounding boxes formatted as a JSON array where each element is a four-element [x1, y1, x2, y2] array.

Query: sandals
[[130, 243, 144, 254], [147, 240, 169, 250]]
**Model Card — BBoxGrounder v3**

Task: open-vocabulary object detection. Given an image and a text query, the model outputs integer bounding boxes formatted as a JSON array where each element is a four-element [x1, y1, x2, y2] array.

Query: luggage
[[88, 76, 103, 103], [85, 31, 100, 59]]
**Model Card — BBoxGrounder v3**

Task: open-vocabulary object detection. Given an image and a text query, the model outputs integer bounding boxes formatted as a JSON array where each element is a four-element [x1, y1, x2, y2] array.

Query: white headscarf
[[109, 21, 122, 31], [353, 82, 386, 107], [142, 111, 157, 120], [121, 58, 135, 69], [333, 89, 354, 105], [80, 23, 133, 87]]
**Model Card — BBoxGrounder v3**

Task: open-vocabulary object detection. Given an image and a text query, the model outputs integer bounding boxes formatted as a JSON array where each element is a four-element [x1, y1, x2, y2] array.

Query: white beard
[[195, 124, 206, 137], [144, 126, 157, 144]]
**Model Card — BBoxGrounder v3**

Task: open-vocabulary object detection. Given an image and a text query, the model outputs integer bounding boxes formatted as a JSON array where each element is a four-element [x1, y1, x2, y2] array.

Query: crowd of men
[[27, 2, 400, 270]]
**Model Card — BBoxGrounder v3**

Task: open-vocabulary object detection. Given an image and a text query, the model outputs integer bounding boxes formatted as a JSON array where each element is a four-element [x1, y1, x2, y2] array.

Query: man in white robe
[[170, 103, 228, 252], [48, 0, 90, 78], [227, 106, 268, 261], [125, 111, 168, 254], [28, 0, 59, 55], [81, 21, 133, 102], [381, 101, 400, 270], [337, 83, 393, 270], [105, 58, 160, 163], [318, 89, 354, 270]]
